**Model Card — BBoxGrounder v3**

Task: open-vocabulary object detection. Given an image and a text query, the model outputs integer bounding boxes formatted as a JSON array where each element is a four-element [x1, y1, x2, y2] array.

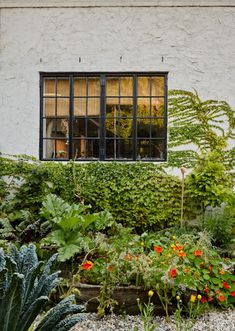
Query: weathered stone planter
[[76, 283, 171, 315]]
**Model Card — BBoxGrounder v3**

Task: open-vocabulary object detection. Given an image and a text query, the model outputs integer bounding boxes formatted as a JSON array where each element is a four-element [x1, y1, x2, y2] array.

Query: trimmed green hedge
[[0, 157, 181, 231]]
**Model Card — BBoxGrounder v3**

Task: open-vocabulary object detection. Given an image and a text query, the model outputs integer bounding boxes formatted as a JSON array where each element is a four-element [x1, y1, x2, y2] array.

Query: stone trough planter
[[76, 283, 172, 315]]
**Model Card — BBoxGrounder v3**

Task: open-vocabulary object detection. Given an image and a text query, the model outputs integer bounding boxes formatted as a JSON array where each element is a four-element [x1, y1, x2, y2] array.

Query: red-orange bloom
[[229, 291, 235, 297], [223, 282, 230, 289], [200, 297, 207, 303], [169, 268, 177, 278], [218, 295, 226, 302], [184, 268, 189, 273], [82, 260, 93, 270], [219, 269, 225, 275], [193, 250, 202, 257], [172, 244, 183, 251], [208, 296, 213, 302], [124, 254, 133, 261], [154, 246, 163, 254], [107, 265, 113, 272], [209, 265, 213, 271], [204, 287, 209, 294], [178, 251, 186, 258]]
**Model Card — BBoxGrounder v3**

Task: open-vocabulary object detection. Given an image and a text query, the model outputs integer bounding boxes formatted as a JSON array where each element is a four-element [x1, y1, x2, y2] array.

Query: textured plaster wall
[[0, 5, 234, 157]]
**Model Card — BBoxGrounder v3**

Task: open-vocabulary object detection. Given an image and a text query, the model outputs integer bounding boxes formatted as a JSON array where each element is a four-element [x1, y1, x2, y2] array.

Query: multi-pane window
[[40, 73, 167, 161]]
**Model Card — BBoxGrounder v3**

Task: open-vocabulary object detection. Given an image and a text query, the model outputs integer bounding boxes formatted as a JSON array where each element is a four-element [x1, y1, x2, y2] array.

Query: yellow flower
[[176, 295, 181, 301], [140, 242, 145, 247], [168, 253, 172, 257], [172, 236, 177, 240], [190, 295, 196, 303], [148, 290, 154, 297], [197, 294, 202, 300]]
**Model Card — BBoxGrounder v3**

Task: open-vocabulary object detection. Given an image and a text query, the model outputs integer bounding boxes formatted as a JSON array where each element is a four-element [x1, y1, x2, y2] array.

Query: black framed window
[[40, 72, 168, 161]]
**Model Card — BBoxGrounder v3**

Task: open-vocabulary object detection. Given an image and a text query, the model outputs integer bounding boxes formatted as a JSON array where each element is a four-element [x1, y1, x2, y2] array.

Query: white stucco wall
[[0, 0, 234, 157]]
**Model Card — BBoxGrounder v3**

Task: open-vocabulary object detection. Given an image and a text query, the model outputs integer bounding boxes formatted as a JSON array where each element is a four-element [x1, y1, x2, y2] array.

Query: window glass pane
[[120, 98, 133, 117], [73, 139, 99, 159], [151, 119, 165, 138], [137, 98, 150, 117], [138, 77, 150, 96], [74, 99, 86, 116], [120, 77, 133, 96], [152, 77, 164, 96], [73, 118, 86, 137], [88, 78, 100, 96], [106, 118, 132, 138], [43, 139, 68, 159], [106, 139, 132, 159], [44, 98, 55, 117], [137, 118, 151, 138], [152, 98, 165, 117], [74, 78, 86, 96], [137, 139, 150, 159], [106, 78, 119, 96], [57, 98, 69, 116], [106, 98, 119, 117], [151, 140, 165, 159], [87, 118, 100, 137], [44, 78, 56, 96], [87, 98, 100, 116], [44, 118, 69, 138], [57, 78, 69, 96]]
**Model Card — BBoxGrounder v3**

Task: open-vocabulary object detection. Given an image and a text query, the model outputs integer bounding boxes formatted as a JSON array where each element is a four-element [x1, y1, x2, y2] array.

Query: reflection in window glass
[[106, 78, 119, 96], [44, 118, 69, 138], [87, 98, 100, 116], [74, 99, 86, 116], [57, 98, 69, 116], [88, 78, 100, 96], [74, 78, 86, 96], [152, 77, 164, 96], [151, 119, 165, 138], [137, 98, 151, 117], [106, 98, 119, 117], [87, 118, 100, 137], [43, 139, 68, 159], [152, 98, 165, 117], [44, 79, 55, 96], [73, 139, 99, 159], [120, 98, 133, 117], [44, 98, 55, 117], [137, 118, 151, 138], [120, 77, 133, 96], [57, 78, 69, 96], [138, 77, 150, 96], [73, 118, 86, 137], [106, 139, 132, 159]]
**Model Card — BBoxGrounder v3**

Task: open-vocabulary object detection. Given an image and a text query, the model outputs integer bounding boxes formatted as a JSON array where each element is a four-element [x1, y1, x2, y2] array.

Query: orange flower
[[208, 296, 213, 302], [154, 246, 163, 254], [169, 268, 177, 278], [124, 254, 133, 261], [178, 251, 186, 258], [204, 287, 209, 294], [229, 291, 235, 297], [209, 265, 213, 271], [107, 265, 113, 272], [184, 268, 189, 273], [172, 244, 183, 251], [223, 282, 230, 289], [219, 269, 225, 275], [218, 295, 226, 302], [216, 289, 221, 294], [82, 260, 93, 270], [193, 250, 202, 257], [200, 296, 207, 303]]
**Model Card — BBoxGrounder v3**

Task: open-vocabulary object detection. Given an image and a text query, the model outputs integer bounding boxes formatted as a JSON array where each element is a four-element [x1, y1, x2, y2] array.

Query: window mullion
[[133, 74, 137, 161], [100, 75, 106, 161], [69, 75, 74, 160]]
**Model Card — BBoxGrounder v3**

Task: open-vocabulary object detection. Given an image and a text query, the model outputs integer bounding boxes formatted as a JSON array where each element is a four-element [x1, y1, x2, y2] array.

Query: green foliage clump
[[0, 158, 182, 232], [185, 152, 233, 216], [41, 194, 114, 261], [0, 244, 85, 331]]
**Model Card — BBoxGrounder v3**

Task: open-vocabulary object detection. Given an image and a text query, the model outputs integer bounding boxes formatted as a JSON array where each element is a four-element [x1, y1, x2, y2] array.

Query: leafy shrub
[[0, 244, 85, 331], [0, 157, 182, 232]]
